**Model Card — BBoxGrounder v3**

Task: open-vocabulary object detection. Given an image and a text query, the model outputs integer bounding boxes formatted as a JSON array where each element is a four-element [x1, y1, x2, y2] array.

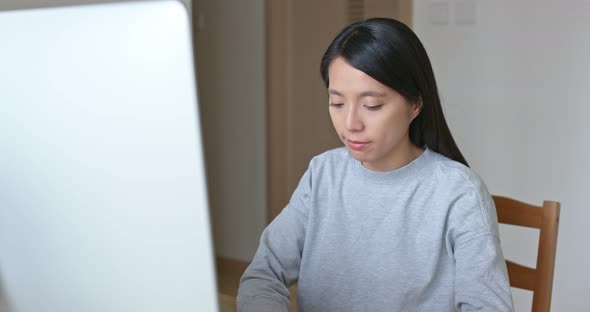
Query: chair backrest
[[492, 196, 560, 312]]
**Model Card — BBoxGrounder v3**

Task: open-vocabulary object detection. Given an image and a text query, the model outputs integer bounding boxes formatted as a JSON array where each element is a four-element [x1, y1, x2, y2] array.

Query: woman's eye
[[329, 103, 344, 108], [365, 104, 383, 111]]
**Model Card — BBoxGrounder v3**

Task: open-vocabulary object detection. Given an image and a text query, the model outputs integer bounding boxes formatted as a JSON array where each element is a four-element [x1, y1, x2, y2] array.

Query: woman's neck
[[362, 142, 424, 172]]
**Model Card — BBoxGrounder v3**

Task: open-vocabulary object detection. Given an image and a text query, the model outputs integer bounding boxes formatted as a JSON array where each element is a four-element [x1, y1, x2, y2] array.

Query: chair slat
[[494, 196, 543, 228], [505, 260, 536, 291]]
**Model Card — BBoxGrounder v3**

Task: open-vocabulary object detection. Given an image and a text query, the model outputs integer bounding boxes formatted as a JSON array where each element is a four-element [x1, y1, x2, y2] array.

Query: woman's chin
[[347, 148, 372, 162]]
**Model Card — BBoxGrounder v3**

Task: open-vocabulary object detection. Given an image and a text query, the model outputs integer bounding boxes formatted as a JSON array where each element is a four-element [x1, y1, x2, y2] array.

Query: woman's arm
[[448, 182, 514, 311], [454, 232, 513, 311], [237, 168, 312, 312]]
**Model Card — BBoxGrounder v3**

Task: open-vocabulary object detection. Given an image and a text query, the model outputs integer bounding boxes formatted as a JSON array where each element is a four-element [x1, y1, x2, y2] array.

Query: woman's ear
[[410, 97, 423, 121]]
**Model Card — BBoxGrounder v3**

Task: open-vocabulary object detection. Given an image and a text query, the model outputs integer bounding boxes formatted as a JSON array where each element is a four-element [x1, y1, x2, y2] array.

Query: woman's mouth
[[346, 140, 369, 151]]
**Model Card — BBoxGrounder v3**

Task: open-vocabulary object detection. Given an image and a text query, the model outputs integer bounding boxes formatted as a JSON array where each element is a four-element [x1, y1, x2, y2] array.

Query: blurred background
[[1, 0, 589, 311]]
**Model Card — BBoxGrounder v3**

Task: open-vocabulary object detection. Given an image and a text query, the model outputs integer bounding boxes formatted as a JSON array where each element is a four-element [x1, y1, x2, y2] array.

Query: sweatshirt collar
[[351, 147, 433, 185]]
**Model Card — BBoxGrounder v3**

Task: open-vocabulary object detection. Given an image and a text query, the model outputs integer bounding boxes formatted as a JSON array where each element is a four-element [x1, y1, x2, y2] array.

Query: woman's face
[[327, 57, 421, 171]]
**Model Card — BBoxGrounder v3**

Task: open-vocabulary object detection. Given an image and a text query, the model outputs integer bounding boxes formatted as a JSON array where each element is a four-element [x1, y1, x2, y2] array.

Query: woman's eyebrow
[[359, 91, 387, 98], [328, 89, 343, 96], [328, 89, 386, 98]]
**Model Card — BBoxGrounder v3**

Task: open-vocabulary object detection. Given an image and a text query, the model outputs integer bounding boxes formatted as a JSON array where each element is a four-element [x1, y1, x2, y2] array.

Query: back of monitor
[[0, 1, 218, 311]]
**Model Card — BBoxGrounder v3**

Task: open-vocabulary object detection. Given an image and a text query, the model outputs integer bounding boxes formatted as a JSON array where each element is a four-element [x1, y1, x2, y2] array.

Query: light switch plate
[[429, 1, 450, 25], [454, 0, 478, 24]]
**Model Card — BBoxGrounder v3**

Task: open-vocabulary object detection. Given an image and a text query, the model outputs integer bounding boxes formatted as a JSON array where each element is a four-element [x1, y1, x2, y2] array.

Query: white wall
[[194, 0, 266, 262], [414, 0, 590, 310]]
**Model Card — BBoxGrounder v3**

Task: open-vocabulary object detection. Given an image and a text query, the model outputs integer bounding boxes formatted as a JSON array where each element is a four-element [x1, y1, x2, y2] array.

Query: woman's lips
[[346, 140, 369, 151]]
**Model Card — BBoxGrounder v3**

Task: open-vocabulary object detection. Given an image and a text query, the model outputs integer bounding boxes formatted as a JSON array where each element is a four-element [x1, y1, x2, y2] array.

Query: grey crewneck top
[[238, 147, 513, 311]]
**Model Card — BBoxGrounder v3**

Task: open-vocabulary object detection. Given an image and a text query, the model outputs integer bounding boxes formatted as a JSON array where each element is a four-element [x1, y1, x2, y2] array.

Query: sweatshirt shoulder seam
[[437, 161, 491, 228]]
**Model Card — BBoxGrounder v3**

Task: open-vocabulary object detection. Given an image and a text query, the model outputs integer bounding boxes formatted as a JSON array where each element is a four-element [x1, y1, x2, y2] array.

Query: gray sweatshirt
[[237, 147, 513, 311]]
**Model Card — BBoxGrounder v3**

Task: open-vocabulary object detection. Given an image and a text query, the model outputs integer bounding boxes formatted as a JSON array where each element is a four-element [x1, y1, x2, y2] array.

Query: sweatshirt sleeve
[[236, 167, 312, 312], [454, 233, 513, 311], [448, 180, 514, 311]]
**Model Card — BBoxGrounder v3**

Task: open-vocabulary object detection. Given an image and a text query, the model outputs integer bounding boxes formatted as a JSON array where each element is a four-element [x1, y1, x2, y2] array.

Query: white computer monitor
[[0, 1, 218, 311]]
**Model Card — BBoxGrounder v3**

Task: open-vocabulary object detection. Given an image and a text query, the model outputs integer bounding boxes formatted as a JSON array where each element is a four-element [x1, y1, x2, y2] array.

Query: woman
[[237, 18, 513, 311]]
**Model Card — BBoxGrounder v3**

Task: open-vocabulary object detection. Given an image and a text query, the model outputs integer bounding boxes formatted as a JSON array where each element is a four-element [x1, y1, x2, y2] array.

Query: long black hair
[[320, 18, 468, 167]]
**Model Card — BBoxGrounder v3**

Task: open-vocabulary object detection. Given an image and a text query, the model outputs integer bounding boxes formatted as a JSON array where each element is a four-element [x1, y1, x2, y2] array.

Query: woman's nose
[[344, 107, 364, 132]]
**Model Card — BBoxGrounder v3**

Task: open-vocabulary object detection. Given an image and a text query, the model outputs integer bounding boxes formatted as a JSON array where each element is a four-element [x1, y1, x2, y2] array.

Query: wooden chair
[[492, 195, 561, 312]]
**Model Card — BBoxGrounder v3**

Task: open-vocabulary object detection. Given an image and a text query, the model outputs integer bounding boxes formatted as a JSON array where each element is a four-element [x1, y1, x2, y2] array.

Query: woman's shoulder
[[299, 147, 351, 185], [309, 146, 349, 168], [427, 151, 499, 238], [291, 147, 349, 197], [427, 150, 487, 194]]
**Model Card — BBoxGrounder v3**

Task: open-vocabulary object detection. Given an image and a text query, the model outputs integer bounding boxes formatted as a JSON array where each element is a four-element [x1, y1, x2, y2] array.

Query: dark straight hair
[[320, 18, 469, 167]]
